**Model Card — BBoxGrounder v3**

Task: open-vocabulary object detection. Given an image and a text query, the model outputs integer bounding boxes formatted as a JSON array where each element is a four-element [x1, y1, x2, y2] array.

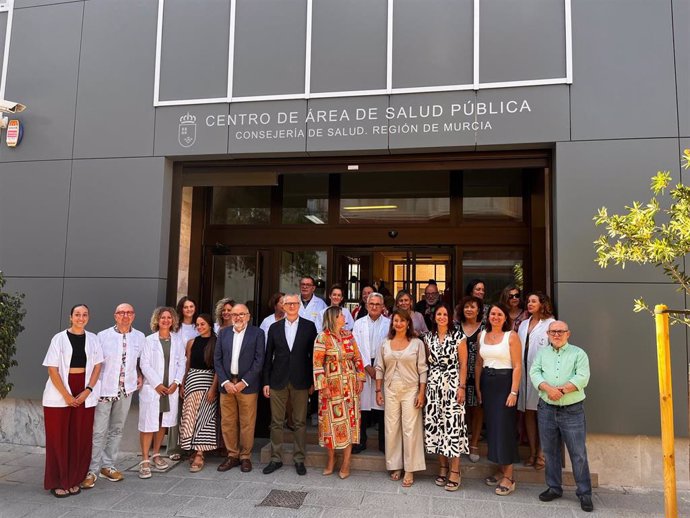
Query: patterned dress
[[313, 330, 366, 450], [423, 328, 469, 457]]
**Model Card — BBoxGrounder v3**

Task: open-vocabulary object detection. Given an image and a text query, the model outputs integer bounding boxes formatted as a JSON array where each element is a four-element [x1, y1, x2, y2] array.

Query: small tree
[[0, 271, 25, 399], [593, 150, 690, 325]]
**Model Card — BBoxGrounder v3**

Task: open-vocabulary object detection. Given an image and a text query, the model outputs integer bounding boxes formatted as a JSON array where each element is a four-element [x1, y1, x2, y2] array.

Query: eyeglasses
[[508, 293, 520, 299], [116, 311, 134, 316], [230, 312, 249, 318], [284, 302, 299, 307], [368, 303, 382, 307], [548, 330, 569, 336]]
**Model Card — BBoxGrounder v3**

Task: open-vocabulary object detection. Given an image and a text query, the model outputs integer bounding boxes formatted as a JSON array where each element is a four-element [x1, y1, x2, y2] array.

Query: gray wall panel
[[554, 139, 680, 284], [61, 278, 166, 339], [310, 0, 387, 94], [73, 0, 157, 159], [570, 0, 678, 140], [0, 12, 6, 79], [556, 282, 687, 436], [0, 2, 83, 162], [388, 91, 476, 151], [675, 0, 689, 137], [158, 0, 230, 101], [233, 0, 306, 98], [154, 105, 230, 156], [392, 0, 473, 89], [228, 100, 307, 154], [306, 96, 388, 153], [14, 0, 77, 7], [479, 0, 565, 83], [476, 85, 569, 146], [65, 157, 169, 278], [5, 277, 64, 400], [0, 161, 71, 277]]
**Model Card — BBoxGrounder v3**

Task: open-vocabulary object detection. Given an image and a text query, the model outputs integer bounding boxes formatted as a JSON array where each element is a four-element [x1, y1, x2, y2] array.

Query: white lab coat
[[42, 330, 103, 408], [298, 296, 328, 324], [260, 314, 283, 339], [517, 316, 555, 411], [352, 315, 390, 411], [138, 332, 186, 432], [95, 326, 146, 397], [314, 306, 354, 334], [177, 322, 198, 344]]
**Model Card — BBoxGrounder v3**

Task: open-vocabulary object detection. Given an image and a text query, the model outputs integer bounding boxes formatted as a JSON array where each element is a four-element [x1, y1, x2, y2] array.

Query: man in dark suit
[[262, 293, 318, 476], [214, 303, 265, 473]]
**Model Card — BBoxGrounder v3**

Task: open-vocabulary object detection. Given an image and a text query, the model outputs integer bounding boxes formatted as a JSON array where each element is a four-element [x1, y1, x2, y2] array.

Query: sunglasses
[[508, 293, 521, 299]]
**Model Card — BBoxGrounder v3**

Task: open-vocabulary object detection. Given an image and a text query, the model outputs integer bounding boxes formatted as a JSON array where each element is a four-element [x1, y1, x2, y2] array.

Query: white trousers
[[384, 378, 426, 473]]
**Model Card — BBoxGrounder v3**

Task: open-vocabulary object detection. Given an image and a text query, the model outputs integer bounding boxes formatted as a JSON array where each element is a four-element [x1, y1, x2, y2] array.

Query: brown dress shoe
[[240, 459, 253, 472], [217, 457, 240, 472]]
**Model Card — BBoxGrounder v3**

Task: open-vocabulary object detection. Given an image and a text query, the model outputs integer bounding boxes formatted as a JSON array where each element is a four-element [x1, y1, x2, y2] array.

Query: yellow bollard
[[654, 304, 677, 518]]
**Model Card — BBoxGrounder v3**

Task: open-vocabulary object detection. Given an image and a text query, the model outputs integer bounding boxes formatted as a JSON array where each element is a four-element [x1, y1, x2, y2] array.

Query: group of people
[[41, 277, 593, 512]]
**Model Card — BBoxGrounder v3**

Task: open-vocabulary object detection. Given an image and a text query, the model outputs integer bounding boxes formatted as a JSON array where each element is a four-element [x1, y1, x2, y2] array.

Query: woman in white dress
[[176, 296, 199, 343], [138, 307, 186, 479], [316, 284, 355, 333]]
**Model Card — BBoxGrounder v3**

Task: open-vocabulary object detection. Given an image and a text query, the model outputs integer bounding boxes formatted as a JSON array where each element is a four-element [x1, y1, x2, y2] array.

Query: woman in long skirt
[[179, 314, 219, 472]]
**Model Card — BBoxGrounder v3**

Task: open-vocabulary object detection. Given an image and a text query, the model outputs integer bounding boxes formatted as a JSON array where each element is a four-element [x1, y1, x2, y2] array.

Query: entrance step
[[259, 442, 599, 487]]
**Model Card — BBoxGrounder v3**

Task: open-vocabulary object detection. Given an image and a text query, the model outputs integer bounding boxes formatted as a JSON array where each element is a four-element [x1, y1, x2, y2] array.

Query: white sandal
[[138, 460, 152, 479], [151, 453, 169, 470]]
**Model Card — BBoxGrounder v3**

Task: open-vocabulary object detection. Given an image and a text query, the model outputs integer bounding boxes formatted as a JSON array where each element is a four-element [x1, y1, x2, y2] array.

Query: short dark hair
[[70, 303, 89, 316], [387, 308, 416, 340], [328, 284, 345, 306], [300, 276, 316, 286], [485, 303, 511, 333], [457, 296, 483, 323], [267, 292, 285, 310], [499, 284, 523, 309]]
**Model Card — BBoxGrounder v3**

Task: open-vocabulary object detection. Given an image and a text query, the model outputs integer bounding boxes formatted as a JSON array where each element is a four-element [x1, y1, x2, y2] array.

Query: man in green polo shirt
[[530, 320, 593, 512]]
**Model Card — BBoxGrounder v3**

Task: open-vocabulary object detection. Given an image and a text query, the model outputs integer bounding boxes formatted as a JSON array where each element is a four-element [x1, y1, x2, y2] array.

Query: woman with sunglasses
[[499, 285, 529, 332], [516, 292, 555, 470]]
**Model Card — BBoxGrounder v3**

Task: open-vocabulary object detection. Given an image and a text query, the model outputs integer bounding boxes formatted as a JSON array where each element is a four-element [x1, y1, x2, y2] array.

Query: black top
[[68, 331, 87, 368], [190, 335, 213, 370]]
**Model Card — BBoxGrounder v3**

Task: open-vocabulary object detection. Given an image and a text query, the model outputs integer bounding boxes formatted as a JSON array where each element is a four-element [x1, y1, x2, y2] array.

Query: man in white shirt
[[352, 293, 390, 454], [214, 304, 265, 473], [297, 276, 327, 324], [81, 303, 145, 489]]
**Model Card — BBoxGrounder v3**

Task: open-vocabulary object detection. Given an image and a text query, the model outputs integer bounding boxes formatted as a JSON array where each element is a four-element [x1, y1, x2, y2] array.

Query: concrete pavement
[[0, 442, 685, 517]]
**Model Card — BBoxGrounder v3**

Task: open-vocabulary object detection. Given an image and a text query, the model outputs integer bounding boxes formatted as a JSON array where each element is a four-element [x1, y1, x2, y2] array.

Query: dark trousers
[[44, 373, 95, 490], [359, 409, 385, 451], [537, 399, 592, 497]]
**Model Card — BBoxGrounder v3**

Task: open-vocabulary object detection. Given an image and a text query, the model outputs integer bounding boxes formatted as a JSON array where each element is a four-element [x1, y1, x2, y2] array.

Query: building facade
[[0, 0, 688, 487]]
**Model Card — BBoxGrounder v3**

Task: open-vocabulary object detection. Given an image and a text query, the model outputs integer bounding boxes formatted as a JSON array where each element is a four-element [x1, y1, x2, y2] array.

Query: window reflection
[[282, 174, 329, 224], [211, 186, 271, 224], [340, 170, 450, 223], [463, 169, 523, 221]]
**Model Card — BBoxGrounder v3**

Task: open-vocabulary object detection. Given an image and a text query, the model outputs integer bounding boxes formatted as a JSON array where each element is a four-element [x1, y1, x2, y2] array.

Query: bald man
[[214, 304, 265, 473], [530, 320, 593, 512], [82, 303, 146, 489]]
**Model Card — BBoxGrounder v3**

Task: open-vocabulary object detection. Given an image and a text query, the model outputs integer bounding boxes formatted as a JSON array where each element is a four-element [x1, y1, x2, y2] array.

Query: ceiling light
[[304, 214, 325, 224], [342, 205, 398, 211]]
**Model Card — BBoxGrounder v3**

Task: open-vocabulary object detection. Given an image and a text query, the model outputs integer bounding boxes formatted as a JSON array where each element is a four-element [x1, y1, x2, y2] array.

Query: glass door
[[202, 247, 269, 326]]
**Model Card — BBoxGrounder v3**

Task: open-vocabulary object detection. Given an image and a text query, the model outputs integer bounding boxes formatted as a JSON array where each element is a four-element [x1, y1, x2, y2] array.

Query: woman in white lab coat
[[138, 306, 186, 478], [516, 292, 555, 470], [42, 304, 103, 497]]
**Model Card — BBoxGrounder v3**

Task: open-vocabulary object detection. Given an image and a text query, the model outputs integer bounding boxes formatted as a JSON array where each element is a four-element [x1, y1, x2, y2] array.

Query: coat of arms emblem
[[178, 112, 197, 147]]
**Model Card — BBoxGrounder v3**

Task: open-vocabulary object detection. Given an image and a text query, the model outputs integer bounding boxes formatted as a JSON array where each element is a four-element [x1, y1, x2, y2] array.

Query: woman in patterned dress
[[456, 295, 484, 463], [179, 314, 219, 472], [313, 306, 366, 479], [423, 304, 469, 492]]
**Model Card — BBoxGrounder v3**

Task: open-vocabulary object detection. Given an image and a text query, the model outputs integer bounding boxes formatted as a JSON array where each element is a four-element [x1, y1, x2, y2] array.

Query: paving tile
[[5, 454, 47, 468], [111, 492, 192, 515], [0, 502, 46, 518], [2, 467, 44, 484], [168, 477, 235, 498], [360, 491, 431, 514], [303, 487, 365, 509], [229, 481, 304, 502], [499, 502, 572, 518], [431, 496, 503, 517], [0, 463, 26, 478]]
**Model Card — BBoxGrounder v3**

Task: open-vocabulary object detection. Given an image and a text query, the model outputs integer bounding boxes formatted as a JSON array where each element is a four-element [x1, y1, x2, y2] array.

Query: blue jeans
[[537, 399, 592, 497]]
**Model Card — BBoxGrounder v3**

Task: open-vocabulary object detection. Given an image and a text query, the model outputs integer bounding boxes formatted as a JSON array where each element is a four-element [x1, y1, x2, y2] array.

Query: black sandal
[[445, 470, 461, 492], [50, 488, 70, 499], [435, 464, 449, 486], [495, 477, 516, 496]]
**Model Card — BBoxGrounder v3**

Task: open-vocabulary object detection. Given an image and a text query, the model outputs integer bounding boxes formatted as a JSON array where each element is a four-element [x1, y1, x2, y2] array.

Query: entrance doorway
[[171, 150, 551, 324]]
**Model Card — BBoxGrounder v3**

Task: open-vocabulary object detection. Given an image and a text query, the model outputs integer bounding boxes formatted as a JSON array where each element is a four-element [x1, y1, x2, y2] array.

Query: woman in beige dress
[[375, 308, 427, 487]]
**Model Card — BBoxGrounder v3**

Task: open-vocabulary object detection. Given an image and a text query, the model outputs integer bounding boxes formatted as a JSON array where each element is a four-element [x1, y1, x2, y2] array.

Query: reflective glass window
[[462, 169, 523, 221], [211, 186, 271, 225], [282, 174, 329, 224], [340, 171, 450, 223]]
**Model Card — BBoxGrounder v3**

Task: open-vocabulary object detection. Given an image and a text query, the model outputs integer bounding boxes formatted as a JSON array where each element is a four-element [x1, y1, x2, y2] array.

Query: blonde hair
[[321, 306, 343, 333], [214, 297, 235, 325], [150, 306, 179, 333]]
